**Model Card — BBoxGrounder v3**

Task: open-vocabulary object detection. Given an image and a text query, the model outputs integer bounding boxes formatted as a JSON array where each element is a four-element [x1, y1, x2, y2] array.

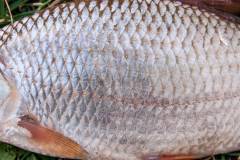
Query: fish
[[203, 0, 240, 15], [181, 0, 240, 22], [182, 0, 240, 15], [0, 0, 239, 159]]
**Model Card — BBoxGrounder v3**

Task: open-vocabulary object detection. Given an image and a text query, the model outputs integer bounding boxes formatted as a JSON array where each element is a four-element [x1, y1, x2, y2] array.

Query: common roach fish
[[0, 0, 239, 159]]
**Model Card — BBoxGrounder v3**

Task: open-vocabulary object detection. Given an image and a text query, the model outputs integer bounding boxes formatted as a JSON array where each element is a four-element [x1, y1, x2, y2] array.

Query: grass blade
[[0, 0, 5, 18], [13, 10, 35, 21], [9, 0, 29, 11]]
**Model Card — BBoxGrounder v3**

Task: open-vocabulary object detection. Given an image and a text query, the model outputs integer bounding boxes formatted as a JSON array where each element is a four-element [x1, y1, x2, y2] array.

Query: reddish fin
[[159, 155, 199, 160], [180, 0, 240, 15], [142, 154, 200, 160], [18, 115, 88, 159], [202, 0, 240, 15], [179, 0, 240, 23]]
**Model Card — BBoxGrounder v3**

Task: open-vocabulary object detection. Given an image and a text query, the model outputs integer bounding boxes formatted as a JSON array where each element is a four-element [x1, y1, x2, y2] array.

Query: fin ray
[[18, 115, 88, 159]]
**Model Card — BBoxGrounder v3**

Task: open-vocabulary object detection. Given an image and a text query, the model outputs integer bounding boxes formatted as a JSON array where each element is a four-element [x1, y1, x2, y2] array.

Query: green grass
[[0, 0, 239, 160], [0, 142, 56, 160], [0, 0, 57, 28]]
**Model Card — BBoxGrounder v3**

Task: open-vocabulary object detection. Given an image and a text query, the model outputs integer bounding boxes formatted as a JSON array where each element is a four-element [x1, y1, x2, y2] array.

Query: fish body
[[0, 0, 239, 159]]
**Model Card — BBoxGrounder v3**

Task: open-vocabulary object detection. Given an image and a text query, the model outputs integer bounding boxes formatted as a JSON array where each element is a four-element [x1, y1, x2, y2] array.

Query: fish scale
[[0, 0, 239, 159]]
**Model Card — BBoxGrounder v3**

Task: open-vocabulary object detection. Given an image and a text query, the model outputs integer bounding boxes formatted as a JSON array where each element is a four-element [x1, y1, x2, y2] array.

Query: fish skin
[[0, 0, 240, 159]]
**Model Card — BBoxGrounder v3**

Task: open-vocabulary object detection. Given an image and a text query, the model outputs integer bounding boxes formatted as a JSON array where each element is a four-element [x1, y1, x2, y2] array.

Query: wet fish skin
[[0, 0, 239, 159]]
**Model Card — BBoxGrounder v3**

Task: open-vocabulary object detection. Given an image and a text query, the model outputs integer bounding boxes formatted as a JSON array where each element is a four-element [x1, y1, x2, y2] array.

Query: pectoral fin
[[18, 115, 88, 159]]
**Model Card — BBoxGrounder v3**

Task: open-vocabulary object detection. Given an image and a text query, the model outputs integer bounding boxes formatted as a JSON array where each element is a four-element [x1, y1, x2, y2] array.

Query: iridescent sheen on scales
[[0, 0, 239, 160]]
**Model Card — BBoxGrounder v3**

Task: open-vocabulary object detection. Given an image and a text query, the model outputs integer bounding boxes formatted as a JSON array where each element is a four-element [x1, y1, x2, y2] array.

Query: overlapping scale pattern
[[0, 0, 240, 159]]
